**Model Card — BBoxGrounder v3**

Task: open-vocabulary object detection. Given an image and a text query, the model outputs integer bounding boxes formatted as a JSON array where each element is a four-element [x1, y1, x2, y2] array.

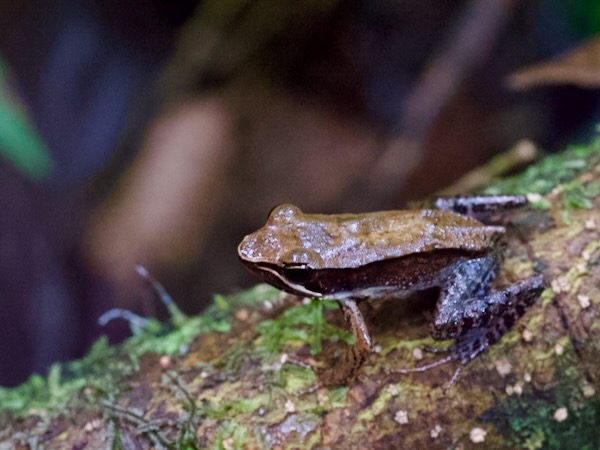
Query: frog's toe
[[422, 344, 452, 354], [448, 327, 490, 364], [385, 352, 456, 375]]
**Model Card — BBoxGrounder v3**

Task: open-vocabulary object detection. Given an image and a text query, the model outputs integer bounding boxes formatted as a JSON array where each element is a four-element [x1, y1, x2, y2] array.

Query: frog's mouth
[[245, 261, 322, 298]]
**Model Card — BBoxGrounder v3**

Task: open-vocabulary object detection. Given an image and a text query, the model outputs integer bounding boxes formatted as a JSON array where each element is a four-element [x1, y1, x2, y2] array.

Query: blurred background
[[1, 0, 600, 386]]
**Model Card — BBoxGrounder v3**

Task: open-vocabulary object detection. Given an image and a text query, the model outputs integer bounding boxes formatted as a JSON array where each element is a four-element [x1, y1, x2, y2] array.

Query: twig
[[346, 0, 518, 209]]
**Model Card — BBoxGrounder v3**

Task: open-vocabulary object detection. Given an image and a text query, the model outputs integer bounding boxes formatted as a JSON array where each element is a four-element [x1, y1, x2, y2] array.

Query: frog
[[237, 195, 545, 386]]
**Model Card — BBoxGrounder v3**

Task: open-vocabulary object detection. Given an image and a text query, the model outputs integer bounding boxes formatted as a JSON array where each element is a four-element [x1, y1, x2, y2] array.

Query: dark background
[[0, 0, 598, 386]]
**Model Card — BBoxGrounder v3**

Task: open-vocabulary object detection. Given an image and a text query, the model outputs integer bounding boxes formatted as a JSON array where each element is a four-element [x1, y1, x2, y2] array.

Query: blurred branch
[[345, 0, 517, 209], [437, 139, 538, 196], [508, 36, 600, 89]]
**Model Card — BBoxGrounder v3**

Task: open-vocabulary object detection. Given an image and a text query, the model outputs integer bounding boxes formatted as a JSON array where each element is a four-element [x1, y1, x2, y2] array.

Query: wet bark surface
[[2, 157, 600, 450]]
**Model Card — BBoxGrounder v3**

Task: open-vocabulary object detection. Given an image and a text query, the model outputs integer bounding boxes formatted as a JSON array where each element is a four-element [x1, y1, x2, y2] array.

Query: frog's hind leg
[[392, 274, 545, 389], [319, 298, 372, 386], [430, 252, 502, 340], [434, 195, 526, 219], [447, 275, 545, 365]]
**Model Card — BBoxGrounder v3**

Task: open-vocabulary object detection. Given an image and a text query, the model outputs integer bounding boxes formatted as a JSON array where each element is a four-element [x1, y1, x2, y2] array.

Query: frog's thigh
[[450, 274, 545, 364], [432, 254, 499, 339]]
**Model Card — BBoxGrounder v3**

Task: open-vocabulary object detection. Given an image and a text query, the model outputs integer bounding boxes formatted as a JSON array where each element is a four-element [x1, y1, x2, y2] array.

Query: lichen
[[481, 350, 600, 449], [255, 298, 353, 355], [484, 130, 600, 200]]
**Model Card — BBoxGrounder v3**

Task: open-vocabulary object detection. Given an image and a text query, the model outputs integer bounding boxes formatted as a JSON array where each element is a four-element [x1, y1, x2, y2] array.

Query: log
[[2, 140, 600, 449]]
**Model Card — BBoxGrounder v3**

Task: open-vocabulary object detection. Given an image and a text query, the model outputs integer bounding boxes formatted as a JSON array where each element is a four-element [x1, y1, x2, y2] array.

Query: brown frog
[[238, 196, 545, 386]]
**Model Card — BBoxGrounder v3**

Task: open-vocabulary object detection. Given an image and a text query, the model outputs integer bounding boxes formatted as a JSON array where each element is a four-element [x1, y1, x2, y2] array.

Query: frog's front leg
[[319, 298, 372, 386]]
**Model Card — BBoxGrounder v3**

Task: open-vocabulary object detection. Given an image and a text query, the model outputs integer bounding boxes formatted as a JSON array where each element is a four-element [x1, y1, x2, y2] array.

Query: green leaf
[[0, 57, 52, 179]]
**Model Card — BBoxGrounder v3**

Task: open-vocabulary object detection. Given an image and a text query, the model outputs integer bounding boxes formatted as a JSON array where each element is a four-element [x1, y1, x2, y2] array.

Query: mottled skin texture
[[238, 196, 545, 385]]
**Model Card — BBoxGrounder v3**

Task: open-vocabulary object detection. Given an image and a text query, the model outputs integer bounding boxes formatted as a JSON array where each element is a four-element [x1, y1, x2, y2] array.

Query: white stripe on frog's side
[[326, 285, 416, 301], [256, 265, 323, 298]]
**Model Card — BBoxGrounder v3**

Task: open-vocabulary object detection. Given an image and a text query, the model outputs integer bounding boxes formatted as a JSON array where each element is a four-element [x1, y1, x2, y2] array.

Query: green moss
[[276, 363, 316, 392], [485, 393, 600, 450], [485, 133, 600, 196], [0, 57, 53, 180], [0, 338, 115, 415], [211, 421, 247, 450], [203, 396, 266, 420], [482, 351, 600, 449], [0, 286, 281, 417], [256, 298, 353, 355], [484, 130, 600, 216]]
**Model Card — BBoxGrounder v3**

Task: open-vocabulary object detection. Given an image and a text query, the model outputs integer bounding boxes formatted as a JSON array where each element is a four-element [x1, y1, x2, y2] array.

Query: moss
[[485, 132, 600, 197], [484, 130, 600, 218], [0, 285, 279, 417], [202, 395, 266, 420], [211, 421, 247, 450], [255, 298, 353, 355], [482, 350, 600, 449]]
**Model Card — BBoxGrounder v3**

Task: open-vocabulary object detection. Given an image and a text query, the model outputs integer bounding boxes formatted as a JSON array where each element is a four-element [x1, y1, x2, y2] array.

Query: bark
[[2, 146, 600, 450]]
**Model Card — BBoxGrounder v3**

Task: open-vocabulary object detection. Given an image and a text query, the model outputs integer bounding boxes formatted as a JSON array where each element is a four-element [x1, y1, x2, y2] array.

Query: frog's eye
[[268, 204, 302, 223], [282, 263, 313, 284]]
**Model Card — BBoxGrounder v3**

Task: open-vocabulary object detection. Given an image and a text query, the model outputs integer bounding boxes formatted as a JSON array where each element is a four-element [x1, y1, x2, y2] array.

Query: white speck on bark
[[394, 410, 409, 425], [553, 407, 568, 422], [470, 427, 487, 443]]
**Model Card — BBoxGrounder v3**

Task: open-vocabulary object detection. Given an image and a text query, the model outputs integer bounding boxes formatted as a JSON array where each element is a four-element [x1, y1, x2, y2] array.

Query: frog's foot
[[384, 351, 462, 391], [318, 341, 371, 385], [319, 298, 372, 386], [386, 328, 498, 391], [389, 274, 545, 390], [433, 274, 546, 342]]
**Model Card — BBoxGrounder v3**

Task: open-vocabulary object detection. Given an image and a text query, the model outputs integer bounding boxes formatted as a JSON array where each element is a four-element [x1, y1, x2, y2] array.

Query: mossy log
[[2, 141, 600, 449]]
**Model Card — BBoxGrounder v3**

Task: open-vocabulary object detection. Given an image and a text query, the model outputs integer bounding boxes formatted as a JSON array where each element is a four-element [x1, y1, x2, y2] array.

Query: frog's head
[[238, 204, 324, 297]]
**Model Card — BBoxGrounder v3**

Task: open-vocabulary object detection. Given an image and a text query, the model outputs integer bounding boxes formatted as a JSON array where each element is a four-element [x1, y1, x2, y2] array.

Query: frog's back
[[289, 208, 504, 268], [238, 205, 505, 270]]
